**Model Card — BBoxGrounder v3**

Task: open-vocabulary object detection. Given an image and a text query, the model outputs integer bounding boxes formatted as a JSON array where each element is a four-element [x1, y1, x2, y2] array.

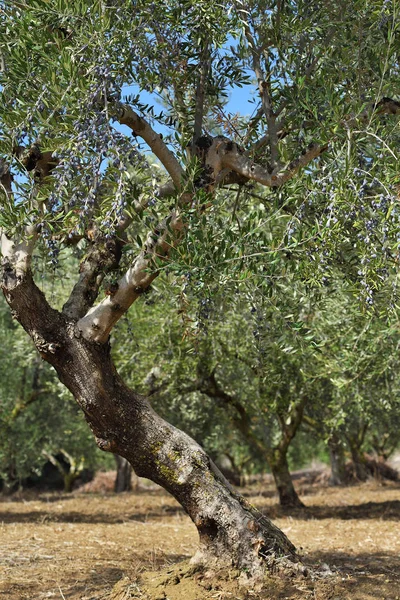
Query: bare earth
[[0, 472, 399, 600]]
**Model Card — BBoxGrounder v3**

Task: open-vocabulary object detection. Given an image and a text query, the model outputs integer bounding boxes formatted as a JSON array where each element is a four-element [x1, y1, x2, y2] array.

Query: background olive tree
[[1, 0, 399, 578]]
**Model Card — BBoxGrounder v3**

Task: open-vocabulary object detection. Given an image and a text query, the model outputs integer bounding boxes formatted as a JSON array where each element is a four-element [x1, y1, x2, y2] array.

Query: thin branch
[[243, 106, 264, 147], [275, 28, 336, 118], [199, 370, 268, 457], [9, 360, 43, 421], [302, 414, 318, 430], [277, 395, 307, 454], [9, 389, 43, 421], [248, 128, 288, 156]]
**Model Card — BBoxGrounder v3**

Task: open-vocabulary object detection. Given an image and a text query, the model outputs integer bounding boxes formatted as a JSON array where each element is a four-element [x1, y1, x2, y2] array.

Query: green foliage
[[0, 0, 398, 296], [0, 0, 399, 485], [0, 297, 112, 490]]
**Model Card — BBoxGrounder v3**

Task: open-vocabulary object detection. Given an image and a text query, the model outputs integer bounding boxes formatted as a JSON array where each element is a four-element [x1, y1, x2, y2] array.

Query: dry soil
[[0, 471, 399, 600]]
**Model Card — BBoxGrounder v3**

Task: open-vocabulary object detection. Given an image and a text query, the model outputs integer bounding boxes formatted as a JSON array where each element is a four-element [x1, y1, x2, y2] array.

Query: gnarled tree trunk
[[346, 425, 369, 482], [2, 274, 296, 575]]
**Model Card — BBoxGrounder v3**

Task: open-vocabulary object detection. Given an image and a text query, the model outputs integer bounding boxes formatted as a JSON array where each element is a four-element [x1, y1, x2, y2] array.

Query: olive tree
[[0, 0, 399, 576]]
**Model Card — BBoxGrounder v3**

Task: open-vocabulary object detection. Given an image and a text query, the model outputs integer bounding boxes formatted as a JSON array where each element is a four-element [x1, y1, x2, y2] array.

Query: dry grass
[[0, 470, 399, 599]]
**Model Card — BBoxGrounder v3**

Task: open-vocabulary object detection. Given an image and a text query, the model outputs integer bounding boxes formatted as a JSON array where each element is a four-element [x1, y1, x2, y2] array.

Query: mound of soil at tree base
[[107, 559, 383, 600]]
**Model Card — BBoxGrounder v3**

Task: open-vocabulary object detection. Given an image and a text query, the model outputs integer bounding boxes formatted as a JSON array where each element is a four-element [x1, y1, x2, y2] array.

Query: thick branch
[[116, 104, 184, 188], [1, 270, 67, 364], [76, 210, 185, 342], [221, 141, 327, 187], [75, 133, 228, 341], [1, 227, 37, 281], [72, 92, 397, 338], [234, 4, 280, 167], [1, 158, 38, 278], [63, 236, 124, 320], [74, 136, 324, 340], [63, 179, 177, 320]]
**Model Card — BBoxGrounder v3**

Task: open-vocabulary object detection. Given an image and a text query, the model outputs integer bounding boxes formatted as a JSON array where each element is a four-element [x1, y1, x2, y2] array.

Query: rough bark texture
[[1, 271, 297, 575], [270, 453, 304, 508]]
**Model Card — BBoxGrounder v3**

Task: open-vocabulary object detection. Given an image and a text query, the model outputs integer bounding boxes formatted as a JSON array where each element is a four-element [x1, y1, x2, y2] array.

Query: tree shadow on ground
[[303, 549, 400, 600], [0, 504, 184, 524], [60, 566, 125, 599], [2, 498, 399, 525], [264, 499, 400, 520], [306, 549, 399, 576], [0, 488, 167, 503]]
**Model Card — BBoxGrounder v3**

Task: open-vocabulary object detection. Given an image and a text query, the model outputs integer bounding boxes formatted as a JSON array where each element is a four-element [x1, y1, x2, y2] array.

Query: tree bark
[[345, 425, 369, 482], [269, 452, 304, 508], [56, 343, 296, 571], [114, 455, 133, 493], [327, 435, 347, 486], [348, 443, 368, 481], [1, 274, 297, 574]]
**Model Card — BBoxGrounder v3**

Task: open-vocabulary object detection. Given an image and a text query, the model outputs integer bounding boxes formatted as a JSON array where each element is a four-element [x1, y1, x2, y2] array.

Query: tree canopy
[[0, 0, 399, 579]]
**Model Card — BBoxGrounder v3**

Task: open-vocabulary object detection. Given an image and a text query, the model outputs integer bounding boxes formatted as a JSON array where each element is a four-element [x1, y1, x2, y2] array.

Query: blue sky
[[114, 80, 257, 139]]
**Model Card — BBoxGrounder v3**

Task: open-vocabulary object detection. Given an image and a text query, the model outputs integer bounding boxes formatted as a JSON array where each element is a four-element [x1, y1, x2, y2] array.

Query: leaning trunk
[[114, 455, 133, 493], [55, 340, 296, 572], [269, 452, 304, 508], [2, 275, 296, 574]]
